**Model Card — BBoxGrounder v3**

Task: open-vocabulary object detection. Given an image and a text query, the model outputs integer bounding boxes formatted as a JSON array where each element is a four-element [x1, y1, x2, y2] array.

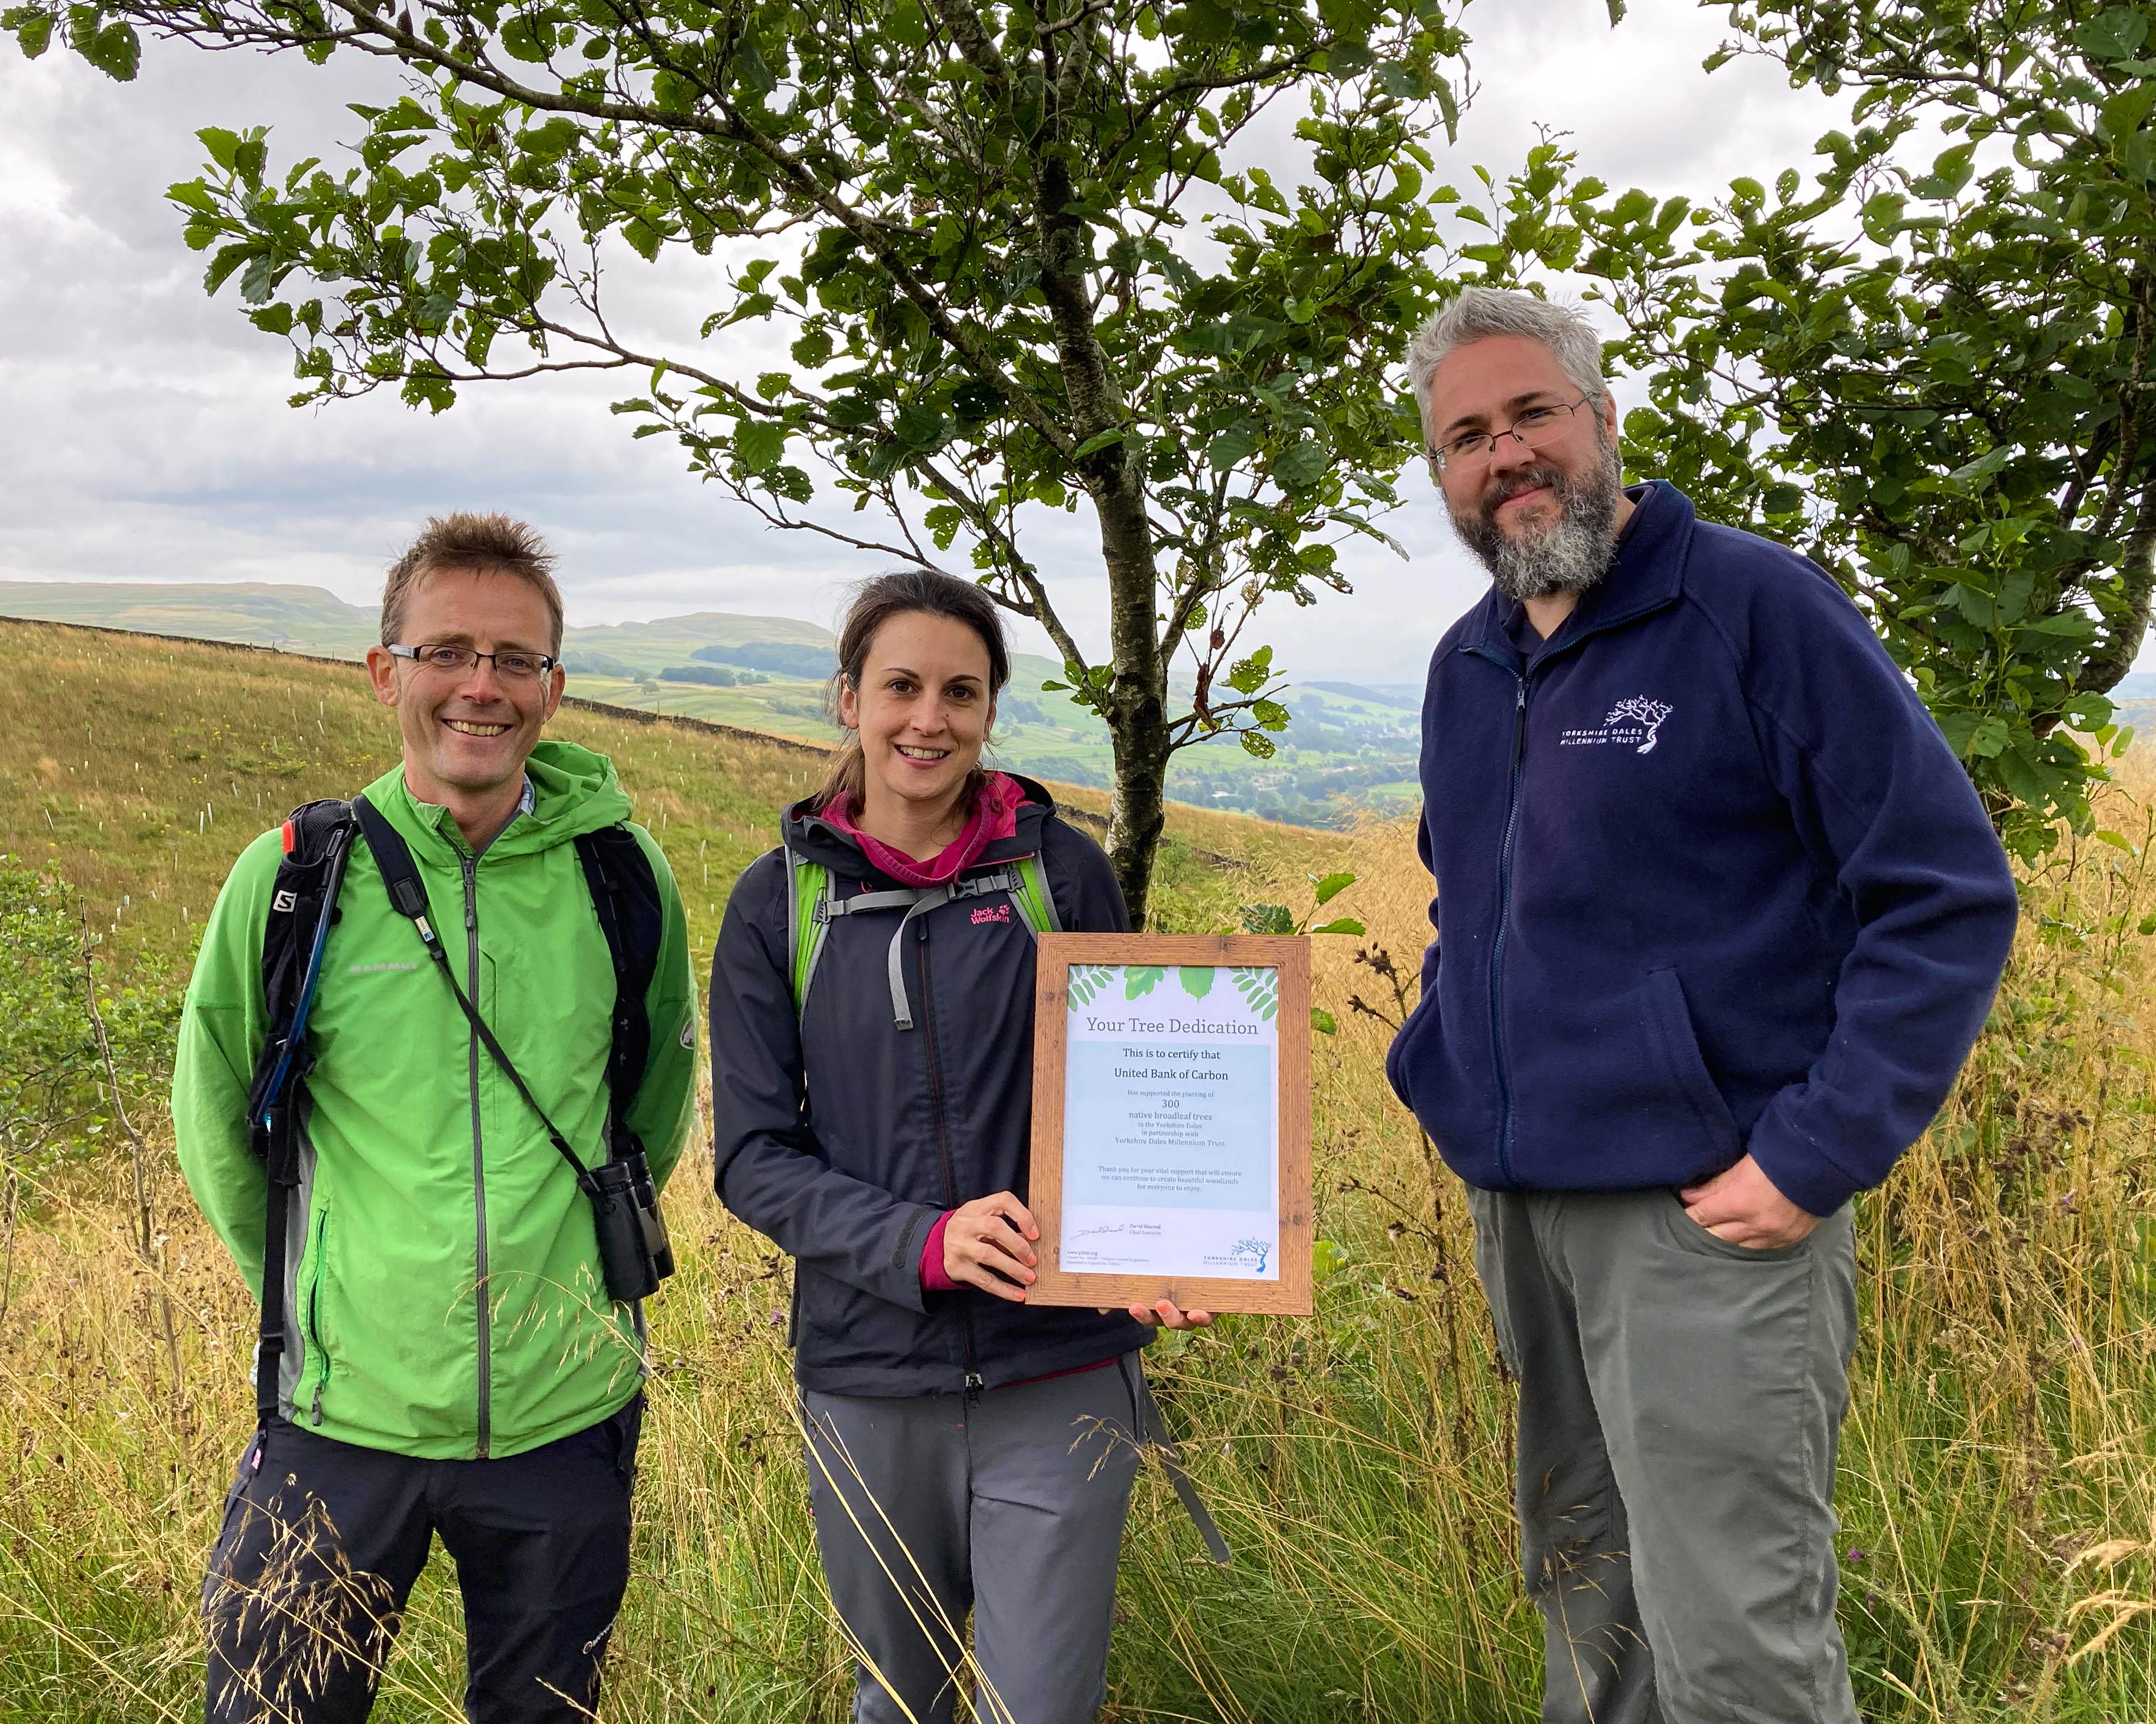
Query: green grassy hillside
[[0, 580, 381, 658], [0, 621, 2151, 1721], [0, 584, 1422, 825], [0, 619, 1309, 987]]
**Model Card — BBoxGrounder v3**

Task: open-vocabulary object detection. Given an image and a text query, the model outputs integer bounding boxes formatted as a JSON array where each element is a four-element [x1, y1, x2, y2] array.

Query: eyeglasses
[[1429, 395, 1597, 474], [388, 643, 559, 682]]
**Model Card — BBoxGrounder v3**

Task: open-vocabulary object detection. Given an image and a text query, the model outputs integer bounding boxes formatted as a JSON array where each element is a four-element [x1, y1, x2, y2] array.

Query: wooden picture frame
[[1026, 933, 1313, 1317]]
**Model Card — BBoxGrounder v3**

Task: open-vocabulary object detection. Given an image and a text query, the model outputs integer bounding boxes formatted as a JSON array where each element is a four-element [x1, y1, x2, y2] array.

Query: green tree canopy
[[6, 0, 1477, 921], [1467, 1, 2156, 860]]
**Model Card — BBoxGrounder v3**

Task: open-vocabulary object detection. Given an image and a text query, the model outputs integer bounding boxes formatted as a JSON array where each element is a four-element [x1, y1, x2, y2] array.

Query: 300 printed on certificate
[[1025, 933, 1313, 1316]]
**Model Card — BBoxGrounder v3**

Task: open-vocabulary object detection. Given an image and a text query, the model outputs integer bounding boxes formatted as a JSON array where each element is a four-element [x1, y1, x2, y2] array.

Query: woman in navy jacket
[[710, 570, 1209, 1724]]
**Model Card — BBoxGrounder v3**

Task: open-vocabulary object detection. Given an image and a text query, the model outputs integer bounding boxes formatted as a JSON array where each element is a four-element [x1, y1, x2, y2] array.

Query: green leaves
[[1310, 871, 1356, 907], [3, 6, 54, 57], [91, 0, 1473, 919], [2076, 8, 2150, 60], [63, 2, 135, 78], [732, 420, 788, 474], [1515, 5, 2156, 861]]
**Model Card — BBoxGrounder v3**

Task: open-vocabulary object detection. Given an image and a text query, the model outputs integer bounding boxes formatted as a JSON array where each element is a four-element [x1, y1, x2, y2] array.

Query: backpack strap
[[245, 798, 359, 1426], [1006, 854, 1061, 936], [784, 851, 1063, 1030], [784, 850, 831, 1019], [571, 827, 662, 1159]]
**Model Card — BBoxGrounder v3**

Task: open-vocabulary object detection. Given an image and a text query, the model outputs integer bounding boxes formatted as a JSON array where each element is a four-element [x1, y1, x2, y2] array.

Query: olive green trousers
[[1469, 1186, 1861, 1724]]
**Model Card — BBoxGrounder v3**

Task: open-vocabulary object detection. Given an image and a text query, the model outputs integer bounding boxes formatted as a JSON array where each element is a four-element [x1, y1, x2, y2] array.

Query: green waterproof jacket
[[175, 741, 698, 1460]]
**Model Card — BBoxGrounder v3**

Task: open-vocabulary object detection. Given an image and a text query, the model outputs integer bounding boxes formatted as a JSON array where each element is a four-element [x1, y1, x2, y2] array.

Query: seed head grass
[[0, 620, 2148, 1720]]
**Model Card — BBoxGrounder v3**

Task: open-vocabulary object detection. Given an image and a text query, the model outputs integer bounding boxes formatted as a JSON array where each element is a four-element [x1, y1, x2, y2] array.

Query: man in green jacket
[[175, 513, 697, 1724]]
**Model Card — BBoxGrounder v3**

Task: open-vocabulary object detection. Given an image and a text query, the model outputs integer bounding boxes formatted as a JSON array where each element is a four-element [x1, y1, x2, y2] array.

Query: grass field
[[0, 619, 2152, 1720]]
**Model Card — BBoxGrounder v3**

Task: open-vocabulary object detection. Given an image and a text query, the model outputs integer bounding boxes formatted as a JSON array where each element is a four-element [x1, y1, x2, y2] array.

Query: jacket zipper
[[914, 917, 979, 1393], [463, 851, 491, 1459], [1488, 672, 1531, 1186], [305, 1208, 330, 1425]]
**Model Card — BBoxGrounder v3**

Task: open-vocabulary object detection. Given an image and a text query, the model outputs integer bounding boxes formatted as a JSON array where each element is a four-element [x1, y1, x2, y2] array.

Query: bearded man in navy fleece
[[1386, 287, 2018, 1724]]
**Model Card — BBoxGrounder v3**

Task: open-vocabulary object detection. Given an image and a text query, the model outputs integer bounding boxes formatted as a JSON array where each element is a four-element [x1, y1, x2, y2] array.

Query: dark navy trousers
[[201, 1396, 641, 1724]]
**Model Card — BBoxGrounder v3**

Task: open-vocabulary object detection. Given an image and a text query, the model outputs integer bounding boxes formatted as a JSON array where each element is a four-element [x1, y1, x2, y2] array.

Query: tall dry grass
[[0, 620, 2151, 1719]]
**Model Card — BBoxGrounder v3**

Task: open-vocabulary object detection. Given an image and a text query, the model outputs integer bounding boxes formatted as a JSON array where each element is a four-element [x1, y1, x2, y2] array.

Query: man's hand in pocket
[[1680, 1155, 1819, 1250]]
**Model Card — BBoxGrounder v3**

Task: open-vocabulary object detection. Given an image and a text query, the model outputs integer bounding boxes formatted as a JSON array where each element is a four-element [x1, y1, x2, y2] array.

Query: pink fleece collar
[[820, 772, 1027, 888]]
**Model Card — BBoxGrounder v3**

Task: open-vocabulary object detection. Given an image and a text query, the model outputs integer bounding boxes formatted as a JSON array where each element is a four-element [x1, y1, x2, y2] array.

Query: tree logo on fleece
[[1605, 697, 1673, 753]]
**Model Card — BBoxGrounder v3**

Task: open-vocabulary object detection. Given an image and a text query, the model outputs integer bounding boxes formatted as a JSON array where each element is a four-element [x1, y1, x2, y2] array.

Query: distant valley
[[0, 581, 1421, 826]]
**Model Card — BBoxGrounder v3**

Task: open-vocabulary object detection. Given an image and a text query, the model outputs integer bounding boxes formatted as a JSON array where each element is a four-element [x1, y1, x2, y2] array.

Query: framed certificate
[[1025, 933, 1313, 1316]]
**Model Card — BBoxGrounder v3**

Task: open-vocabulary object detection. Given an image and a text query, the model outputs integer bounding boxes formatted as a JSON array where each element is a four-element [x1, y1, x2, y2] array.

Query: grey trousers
[[1469, 1187, 1860, 1724], [801, 1357, 1144, 1724]]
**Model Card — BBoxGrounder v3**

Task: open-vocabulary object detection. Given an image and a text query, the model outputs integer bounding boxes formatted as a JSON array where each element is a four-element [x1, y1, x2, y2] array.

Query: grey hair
[[1407, 288, 1610, 451]]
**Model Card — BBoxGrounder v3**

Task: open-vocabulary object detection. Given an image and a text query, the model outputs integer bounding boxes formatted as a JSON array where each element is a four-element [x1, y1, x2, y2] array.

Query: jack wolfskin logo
[[971, 903, 1012, 926], [1559, 697, 1673, 754]]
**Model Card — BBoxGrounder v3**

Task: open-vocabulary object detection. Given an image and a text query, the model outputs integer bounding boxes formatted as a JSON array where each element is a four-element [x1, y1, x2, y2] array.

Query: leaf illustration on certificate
[[1066, 964, 1114, 1011], [1178, 966, 1215, 1000], [1230, 967, 1278, 1021]]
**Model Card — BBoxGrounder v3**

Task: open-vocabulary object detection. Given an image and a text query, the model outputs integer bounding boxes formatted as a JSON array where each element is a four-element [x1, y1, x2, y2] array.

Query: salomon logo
[[272, 890, 298, 913]]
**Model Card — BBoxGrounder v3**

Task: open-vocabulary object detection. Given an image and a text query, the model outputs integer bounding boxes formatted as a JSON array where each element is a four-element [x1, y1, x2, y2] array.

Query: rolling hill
[[0, 617, 1325, 983], [0, 582, 1422, 825]]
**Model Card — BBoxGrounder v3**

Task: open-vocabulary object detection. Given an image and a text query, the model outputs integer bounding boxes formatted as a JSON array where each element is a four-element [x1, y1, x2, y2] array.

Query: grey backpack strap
[[823, 884, 939, 1029], [1121, 1354, 1232, 1564], [812, 861, 1059, 1032]]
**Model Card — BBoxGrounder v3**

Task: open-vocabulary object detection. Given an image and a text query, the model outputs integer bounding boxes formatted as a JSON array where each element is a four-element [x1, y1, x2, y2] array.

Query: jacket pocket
[[1504, 967, 1741, 1187], [300, 1206, 333, 1426], [1640, 968, 1743, 1154]]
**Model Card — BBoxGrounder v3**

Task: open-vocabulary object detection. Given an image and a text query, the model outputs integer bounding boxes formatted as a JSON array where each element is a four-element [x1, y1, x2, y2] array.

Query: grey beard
[[1451, 443, 1623, 604]]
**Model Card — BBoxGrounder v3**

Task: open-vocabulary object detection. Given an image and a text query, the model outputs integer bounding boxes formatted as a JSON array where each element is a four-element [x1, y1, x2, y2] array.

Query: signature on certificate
[[1072, 1223, 1131, 1240]]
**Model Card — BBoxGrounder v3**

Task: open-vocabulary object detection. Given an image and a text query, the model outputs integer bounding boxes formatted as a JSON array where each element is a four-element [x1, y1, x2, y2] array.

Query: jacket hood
[[780, 773, 1061, 879], [367, 739, 634, 863]]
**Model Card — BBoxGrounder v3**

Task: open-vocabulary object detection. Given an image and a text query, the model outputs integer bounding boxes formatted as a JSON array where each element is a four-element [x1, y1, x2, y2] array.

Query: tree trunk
[[1025, 58, 1173, 925], [1105, 680, 1172, 928], [1096, 448, 1171, 926]]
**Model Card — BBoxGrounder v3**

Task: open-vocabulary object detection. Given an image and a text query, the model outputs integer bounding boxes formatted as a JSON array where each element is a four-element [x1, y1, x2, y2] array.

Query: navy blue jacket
[[1385, 482, 2018, 1217], [711, 778, 1149, 1397]]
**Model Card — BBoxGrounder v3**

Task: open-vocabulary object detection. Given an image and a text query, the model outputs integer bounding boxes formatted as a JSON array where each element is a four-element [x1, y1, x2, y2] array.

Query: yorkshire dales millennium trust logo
[[1560, 696, 1673, 754]]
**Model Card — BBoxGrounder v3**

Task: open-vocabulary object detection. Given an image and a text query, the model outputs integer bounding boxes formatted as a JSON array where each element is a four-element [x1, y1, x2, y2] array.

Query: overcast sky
[[13, 3, 2132, 684]]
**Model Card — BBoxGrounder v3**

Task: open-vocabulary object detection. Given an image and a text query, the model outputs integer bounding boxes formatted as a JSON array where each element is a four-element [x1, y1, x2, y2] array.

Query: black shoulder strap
[[350, 793, 597, 1193], [246, 797, 358, 1425], [571, 826, 662, 1158], [247, 799, 358, 1125]]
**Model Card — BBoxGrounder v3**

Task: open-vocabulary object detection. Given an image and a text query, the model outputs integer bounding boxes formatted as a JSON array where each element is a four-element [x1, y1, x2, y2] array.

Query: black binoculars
[[584, 1149, 676, 1303]]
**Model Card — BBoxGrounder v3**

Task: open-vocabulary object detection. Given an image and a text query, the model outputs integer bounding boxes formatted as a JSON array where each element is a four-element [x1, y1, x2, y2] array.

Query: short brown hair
[[379, 513, 564, 653]]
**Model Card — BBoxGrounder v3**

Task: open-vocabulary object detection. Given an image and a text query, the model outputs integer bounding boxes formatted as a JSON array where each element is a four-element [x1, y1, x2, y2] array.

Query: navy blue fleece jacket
[[1385, 482, 2019, 1216]]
